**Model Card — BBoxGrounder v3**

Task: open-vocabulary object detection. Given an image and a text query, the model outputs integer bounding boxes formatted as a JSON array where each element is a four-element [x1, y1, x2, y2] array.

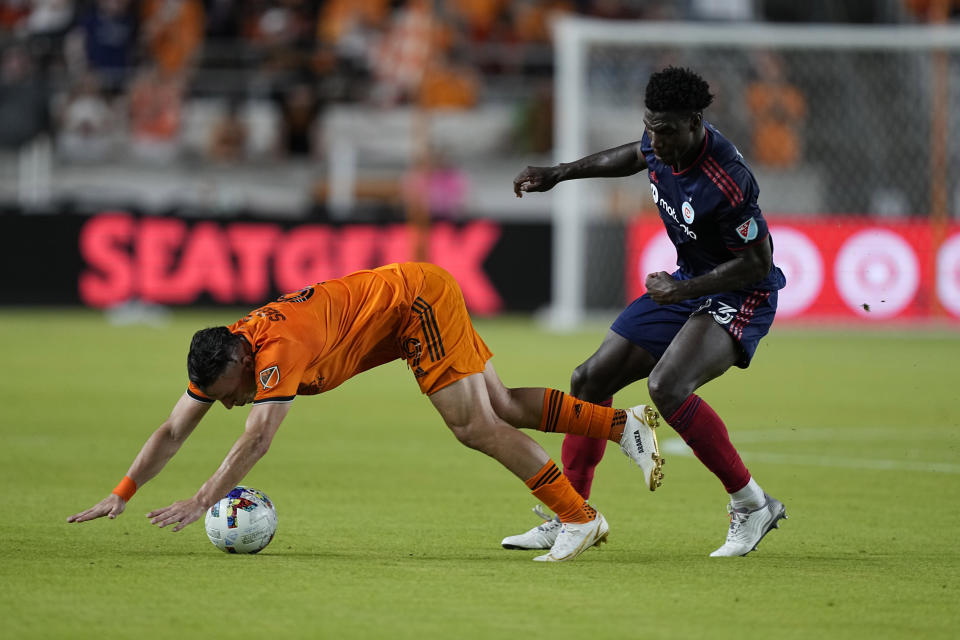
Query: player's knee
[[647, 373, 682, 416], [569, 364, 587, 397], [570, 362, 604, 401], [449, 421, 494, 453]]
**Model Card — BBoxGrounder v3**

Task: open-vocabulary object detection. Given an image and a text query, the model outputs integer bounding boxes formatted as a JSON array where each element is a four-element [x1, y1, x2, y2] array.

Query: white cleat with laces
[[501, 505, 561, 550], [709, 493, 787, 557], [620, 404, 665, 491], [533, 512, 609, 562]]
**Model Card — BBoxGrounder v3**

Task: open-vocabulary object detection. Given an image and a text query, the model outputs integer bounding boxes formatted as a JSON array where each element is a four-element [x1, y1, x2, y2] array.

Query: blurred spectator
[[516, 0, 573, 37], [207, 98, 248, 162], [27, 0, 74, 36], [246, 0, 314, 48], [449, 0, 506, 40], [141, 0, 205, 76], [276, 80, 320, 157], [244, 0, 318, 76], [127, 66, 184, 162], [418, 45, 479, 109], [315, 0, 389, 101], [24, 0, 74, 67], [55, 72, 117, 162], [371, 0, 439, 105], [66, 0, 138, 94], [317, 0, 391, 43], [745, 51, 806, 168], [509, 1, 571, 75], [404, 148, 470, 221], [0, 42, 49, 149]]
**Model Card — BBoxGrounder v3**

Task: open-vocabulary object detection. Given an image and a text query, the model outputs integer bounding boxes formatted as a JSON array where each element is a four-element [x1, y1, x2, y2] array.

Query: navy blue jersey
[[641, 121, 786, 292]]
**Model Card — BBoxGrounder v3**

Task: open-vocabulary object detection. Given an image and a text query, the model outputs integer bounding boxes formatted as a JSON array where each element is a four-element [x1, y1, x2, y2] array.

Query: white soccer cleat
[[533, 512, 609, 562], [502, 505, 561, 550], [709, 493, 787, 557], [619, 404, 665, 491]]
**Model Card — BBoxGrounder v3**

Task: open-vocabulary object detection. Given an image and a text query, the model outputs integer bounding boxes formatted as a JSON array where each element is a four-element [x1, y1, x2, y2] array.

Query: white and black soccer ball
[[205, 486, 278, 554]]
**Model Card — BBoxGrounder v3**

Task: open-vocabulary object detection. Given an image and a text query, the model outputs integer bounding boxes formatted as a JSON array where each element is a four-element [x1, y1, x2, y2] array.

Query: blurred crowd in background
[[0, 0, 947, 162], [0, 0, 955, 219]]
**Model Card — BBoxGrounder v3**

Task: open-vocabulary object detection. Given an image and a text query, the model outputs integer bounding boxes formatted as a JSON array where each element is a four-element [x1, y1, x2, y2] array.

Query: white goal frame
[[548, 17, 960, 330]]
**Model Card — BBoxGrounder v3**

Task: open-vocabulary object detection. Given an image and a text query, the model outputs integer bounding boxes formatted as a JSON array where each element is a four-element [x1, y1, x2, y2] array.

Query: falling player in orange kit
[[68, 262, 664, 562]]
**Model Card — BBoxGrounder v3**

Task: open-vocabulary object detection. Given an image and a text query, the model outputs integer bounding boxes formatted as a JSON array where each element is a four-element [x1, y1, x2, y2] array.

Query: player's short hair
[[188, 326, 244, 390], [645, 66, 714, 114]]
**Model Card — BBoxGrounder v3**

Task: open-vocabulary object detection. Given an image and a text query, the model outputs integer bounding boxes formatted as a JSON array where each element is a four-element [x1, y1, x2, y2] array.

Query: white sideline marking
[[716, 426, 953, 444], [661, 438, 960, 474]]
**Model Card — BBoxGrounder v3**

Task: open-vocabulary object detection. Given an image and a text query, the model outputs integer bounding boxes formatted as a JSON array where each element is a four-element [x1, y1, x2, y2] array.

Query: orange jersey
[[187, 263, 492, 404]]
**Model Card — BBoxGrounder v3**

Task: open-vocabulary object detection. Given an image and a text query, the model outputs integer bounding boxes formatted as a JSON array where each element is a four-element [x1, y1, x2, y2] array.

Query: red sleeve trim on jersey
[[727, 232, 769, 252], [702, 156, 744, 207], [186, 387, 213, 403]]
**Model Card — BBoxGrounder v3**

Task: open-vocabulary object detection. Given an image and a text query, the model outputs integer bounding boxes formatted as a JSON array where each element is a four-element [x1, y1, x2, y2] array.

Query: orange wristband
[[111, 476, 137, 502]]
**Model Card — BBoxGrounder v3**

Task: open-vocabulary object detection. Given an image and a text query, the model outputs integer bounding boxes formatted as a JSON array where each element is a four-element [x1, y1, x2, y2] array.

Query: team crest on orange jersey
[[259, 366, 280, 390], [276, 287, 315, 303]]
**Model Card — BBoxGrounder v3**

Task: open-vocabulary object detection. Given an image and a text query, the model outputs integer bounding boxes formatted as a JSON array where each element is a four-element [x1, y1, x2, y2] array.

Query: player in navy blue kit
[[506, 66, 788, 557]]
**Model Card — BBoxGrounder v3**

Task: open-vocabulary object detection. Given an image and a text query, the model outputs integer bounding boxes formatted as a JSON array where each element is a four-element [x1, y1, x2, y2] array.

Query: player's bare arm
[[513, 141, 647, 197], [147, 401, 290, 532], [67, 392, 211, 523], [645, 238, 773, 305]]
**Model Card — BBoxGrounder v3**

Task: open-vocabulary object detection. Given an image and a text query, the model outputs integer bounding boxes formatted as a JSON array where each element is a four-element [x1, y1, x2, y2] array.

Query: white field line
[[661, 438, 960, 474], [722, 426, 955, 443]]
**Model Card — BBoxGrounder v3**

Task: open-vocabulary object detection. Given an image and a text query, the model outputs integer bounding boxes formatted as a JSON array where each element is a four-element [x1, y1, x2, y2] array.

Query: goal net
[[548, 17, 960, 328]]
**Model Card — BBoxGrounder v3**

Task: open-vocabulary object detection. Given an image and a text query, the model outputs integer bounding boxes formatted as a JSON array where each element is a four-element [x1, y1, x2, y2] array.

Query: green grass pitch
[[2, 309, 958, 639]]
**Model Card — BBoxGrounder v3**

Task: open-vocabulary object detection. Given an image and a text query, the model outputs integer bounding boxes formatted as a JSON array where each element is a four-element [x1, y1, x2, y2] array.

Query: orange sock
[[539, 389, 627, 442], [524, 460, 596, 524]]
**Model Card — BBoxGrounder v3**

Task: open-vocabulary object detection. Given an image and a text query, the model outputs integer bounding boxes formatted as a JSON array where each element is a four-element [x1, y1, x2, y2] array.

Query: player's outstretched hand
[[147, 498, 206, 532], [513, 165, 561, 197], [67, 494, 127, 523]]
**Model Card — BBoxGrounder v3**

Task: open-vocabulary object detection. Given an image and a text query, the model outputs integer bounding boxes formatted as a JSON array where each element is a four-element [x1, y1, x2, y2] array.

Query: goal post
[[547, 16, 960, 329]]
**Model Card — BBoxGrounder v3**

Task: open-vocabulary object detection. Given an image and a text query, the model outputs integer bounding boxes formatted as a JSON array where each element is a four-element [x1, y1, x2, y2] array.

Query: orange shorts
[[396, 263, 493, 395]]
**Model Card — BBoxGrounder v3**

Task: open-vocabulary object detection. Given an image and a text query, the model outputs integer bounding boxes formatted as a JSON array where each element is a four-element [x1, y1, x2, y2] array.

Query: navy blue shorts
[[610, 287, 779, 368]]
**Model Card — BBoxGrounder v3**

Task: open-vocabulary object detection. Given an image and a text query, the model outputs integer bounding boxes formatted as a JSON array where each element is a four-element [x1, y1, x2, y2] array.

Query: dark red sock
[[667, 394, 750, 493], [560, 397, 612, 498]]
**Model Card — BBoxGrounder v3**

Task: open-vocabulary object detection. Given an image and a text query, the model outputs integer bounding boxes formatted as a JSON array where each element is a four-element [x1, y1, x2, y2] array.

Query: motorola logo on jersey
[[682, 201, 695, 224], [655, 194, 697, 240], [259, 366, 280, 390], [650, 183, 659, 204]]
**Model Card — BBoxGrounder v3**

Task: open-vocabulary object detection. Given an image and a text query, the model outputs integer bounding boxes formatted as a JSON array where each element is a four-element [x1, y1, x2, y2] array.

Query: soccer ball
[[204, 486, 278, 554]]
